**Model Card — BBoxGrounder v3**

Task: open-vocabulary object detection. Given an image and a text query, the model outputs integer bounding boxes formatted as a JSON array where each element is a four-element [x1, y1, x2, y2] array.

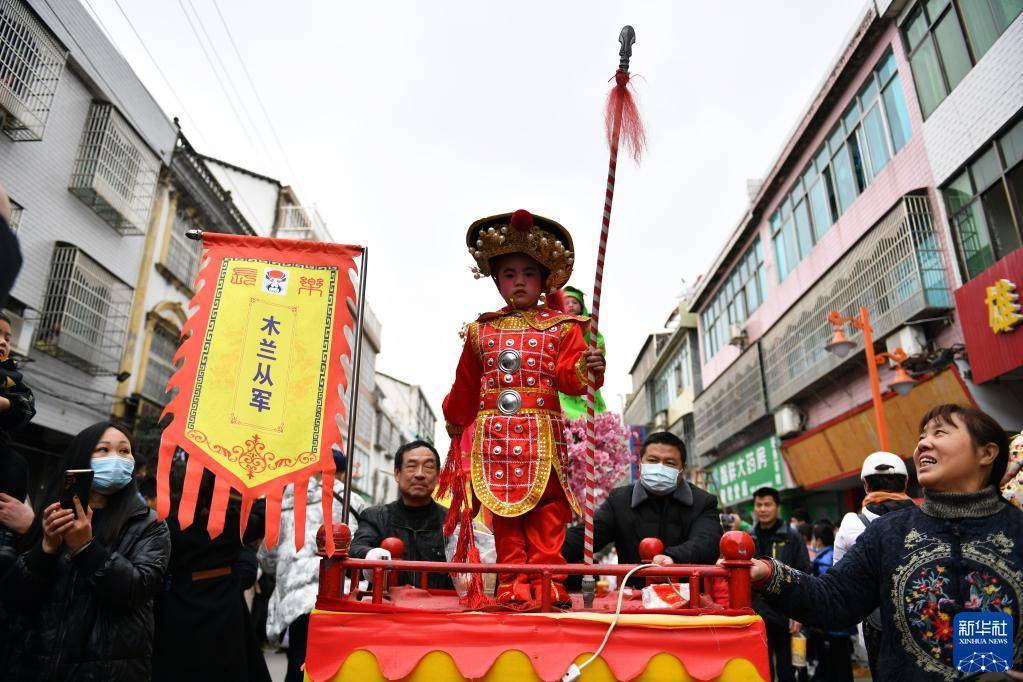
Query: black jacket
[[563, 481, 722, 574], [1, 493, 171, 681], [0, 356, 34, 501], [750, 519, 811, 628], [349, 499, 453, 589], [0, 213, 21, 307], [759, 488, 1023, 680]]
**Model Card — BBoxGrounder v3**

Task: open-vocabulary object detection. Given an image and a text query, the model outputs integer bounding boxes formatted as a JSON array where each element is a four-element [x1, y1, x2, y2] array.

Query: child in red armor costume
[[441, 209, 605, 608]]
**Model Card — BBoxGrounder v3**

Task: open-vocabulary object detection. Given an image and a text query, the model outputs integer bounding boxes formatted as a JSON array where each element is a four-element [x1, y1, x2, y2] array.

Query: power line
[[184, 0, 278, 173], [210, 0, 301, 187], [174, 0, 272, 172], [107, 0, 264, 227], [108, 0, 213, 152]]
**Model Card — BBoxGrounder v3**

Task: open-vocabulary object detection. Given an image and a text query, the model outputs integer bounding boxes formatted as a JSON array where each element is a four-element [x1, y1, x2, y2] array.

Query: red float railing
[[315, 525, 756, 614]]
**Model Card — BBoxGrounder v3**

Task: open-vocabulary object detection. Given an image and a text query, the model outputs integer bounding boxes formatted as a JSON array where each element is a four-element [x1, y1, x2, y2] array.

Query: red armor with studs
[[443, 306, 599, 517]]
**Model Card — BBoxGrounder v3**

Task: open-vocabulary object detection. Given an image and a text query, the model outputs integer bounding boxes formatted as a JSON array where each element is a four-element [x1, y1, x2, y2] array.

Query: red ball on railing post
[[315, 524, 352, 603], [638, 537, 664, 585], [381, 537, 405, 589], [719, 530, 755, 609]]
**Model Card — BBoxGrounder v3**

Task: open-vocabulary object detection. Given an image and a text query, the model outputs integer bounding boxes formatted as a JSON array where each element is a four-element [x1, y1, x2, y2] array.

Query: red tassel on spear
[[581, 26, 645, 608]]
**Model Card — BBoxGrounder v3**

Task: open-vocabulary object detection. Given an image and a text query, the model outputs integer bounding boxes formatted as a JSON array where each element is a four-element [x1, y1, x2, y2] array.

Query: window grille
[[276, 205, 328, 242], [35, 244, 132, 375], [142, 324, 180, 404], [0, 0, 66, 141], [69, 102, 160, 235], [760, 195, 951, 410], [8, 198, 22, 232], [162, 205, 203, 289], [693, 344, 767, 458]]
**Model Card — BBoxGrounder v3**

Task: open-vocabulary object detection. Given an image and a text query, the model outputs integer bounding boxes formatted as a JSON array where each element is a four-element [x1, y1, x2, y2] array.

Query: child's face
[[0, 319, 10, 360], [493, 254, 544, 309], [563, 296, 583, 315]]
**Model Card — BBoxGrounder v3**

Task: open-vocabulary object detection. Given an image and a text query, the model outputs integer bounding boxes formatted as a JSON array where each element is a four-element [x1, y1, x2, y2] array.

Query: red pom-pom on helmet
[[510, 209, 534, 233]]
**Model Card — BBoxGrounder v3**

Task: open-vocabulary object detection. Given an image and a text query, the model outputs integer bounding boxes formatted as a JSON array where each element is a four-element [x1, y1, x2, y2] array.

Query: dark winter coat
[[350, 499, 453, 589], [562, 481, 722, 573], [0, 356, 35, 501], [0, 213, 21, 306], [758, 487, 1023, 680], [749, 519, 811, 628], [1, 492, 170, 681], [153, 503, 269, 682]]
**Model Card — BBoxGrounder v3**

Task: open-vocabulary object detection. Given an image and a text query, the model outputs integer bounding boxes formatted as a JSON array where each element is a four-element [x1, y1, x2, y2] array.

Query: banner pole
[[342, 247, 369, 526]]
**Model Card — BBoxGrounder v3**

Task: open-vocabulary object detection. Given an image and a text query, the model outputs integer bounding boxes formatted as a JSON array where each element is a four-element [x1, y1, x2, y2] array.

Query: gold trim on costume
[[477, 307, 588, 332], [574, 354, 590, 389]]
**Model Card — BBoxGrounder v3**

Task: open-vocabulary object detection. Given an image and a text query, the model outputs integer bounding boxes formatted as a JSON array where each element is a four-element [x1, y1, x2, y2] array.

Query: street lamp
[[826, 308, 916, 450]]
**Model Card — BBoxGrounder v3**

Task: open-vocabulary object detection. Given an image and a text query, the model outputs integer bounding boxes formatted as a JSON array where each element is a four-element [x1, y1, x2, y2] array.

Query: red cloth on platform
[[304, 609, 771, 681]]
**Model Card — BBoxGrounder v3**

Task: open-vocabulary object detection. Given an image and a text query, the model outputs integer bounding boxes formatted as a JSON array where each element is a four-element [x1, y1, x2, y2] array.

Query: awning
[[781, 368, 973, 489]]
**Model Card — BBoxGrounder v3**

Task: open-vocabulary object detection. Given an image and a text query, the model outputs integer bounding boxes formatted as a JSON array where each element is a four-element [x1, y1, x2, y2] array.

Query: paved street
[[265, 649, 288, 681]]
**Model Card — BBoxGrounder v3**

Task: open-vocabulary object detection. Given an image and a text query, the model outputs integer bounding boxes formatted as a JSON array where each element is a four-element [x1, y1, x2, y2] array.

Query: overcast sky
[[87, 0, 866, 443]]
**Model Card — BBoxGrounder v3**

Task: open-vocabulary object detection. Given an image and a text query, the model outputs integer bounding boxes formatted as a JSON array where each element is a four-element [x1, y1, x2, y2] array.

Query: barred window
[[0, 0, 66, 141], [69, 102, 160, 235], [162, 205, 203, 289], [142, 324, 180, 405], [35, 244, 132, 375]]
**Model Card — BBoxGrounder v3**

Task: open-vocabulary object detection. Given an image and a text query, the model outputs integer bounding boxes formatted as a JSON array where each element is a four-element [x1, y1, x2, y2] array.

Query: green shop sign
[[709, 435, 786, 506]]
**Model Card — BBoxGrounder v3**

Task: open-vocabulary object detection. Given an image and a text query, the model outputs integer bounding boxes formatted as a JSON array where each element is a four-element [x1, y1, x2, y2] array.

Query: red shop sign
[[954, 247, 1023, 384]]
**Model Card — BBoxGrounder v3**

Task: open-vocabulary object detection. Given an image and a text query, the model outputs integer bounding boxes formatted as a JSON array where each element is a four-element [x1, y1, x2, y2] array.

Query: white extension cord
[[561, 562, 653, 682]]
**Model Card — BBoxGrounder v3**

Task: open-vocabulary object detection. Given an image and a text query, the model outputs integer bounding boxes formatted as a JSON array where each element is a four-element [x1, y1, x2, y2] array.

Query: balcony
[[69, 102, 160, 235], [760, 195, 952, 411], [276, 205, 329, 242], [0, 0, 66, 141], [693, 343, 768, 458], [34, 244, 132, 375], [159, 205, 203, 291]]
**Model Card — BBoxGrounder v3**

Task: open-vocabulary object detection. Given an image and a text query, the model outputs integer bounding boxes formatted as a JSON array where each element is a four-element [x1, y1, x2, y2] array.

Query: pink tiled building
[[689, 0, 1023, 517]]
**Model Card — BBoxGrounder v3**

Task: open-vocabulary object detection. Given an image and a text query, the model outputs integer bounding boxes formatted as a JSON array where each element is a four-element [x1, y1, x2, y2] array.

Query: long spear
[[581, 25, 645, 608]]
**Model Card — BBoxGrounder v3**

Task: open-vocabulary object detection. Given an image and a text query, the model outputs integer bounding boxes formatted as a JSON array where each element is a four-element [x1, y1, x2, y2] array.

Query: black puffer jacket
[[1, 493, 170, 681], [750, 519, 811, 628]]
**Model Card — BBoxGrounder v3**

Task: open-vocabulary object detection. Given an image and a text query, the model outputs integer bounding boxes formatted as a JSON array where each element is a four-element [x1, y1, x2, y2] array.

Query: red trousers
[[491, 476, 572, 591]]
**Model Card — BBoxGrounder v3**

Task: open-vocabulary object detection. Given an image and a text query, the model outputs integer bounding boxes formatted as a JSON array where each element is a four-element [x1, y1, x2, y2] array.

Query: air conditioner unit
[[885, 324, 926, 359], [653, 411, 668, 429], [728, 323, 748, 347], [2, 309, 35, 358], [774, 403, 804, 439]]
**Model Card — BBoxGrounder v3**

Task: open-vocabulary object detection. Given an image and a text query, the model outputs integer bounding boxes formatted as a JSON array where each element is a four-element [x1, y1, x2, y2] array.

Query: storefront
[[707, 435, 794, 511], [954, 247, 1023, 385], [780, 368, 972, 497]]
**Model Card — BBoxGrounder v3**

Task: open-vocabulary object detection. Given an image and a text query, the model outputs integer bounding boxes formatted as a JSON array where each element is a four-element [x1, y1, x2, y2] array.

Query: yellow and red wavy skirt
[[304, 607, 770, 681]]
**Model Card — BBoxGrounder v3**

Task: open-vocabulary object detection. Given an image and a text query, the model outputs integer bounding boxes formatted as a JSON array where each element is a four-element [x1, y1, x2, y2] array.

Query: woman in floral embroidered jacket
[[748, 404, 1023, 680]]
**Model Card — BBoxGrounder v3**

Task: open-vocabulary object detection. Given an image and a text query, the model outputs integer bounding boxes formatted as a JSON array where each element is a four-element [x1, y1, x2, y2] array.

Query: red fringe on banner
[[605, 70, 646, 163], [156, 233, 362, 556]]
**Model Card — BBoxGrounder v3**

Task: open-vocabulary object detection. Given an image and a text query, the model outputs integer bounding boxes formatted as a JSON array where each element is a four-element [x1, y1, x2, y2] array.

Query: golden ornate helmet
[[466, 209, 575, 290]]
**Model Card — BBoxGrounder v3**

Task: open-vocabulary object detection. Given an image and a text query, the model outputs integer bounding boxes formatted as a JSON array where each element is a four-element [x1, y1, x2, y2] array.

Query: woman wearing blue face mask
[[0, 421, 170, 681]]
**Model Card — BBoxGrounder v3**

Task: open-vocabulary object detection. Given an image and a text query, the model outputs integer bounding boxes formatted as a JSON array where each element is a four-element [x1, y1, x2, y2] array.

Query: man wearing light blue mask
[[563, 431, 722, 583]]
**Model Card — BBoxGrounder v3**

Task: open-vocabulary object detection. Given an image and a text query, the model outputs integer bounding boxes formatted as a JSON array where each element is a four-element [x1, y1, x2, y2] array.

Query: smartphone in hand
[[60, 469, 93, 516]]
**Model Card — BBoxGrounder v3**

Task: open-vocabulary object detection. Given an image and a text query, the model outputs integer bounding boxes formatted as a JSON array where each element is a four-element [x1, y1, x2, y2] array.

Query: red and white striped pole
[[582, 26, 643, 606]]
